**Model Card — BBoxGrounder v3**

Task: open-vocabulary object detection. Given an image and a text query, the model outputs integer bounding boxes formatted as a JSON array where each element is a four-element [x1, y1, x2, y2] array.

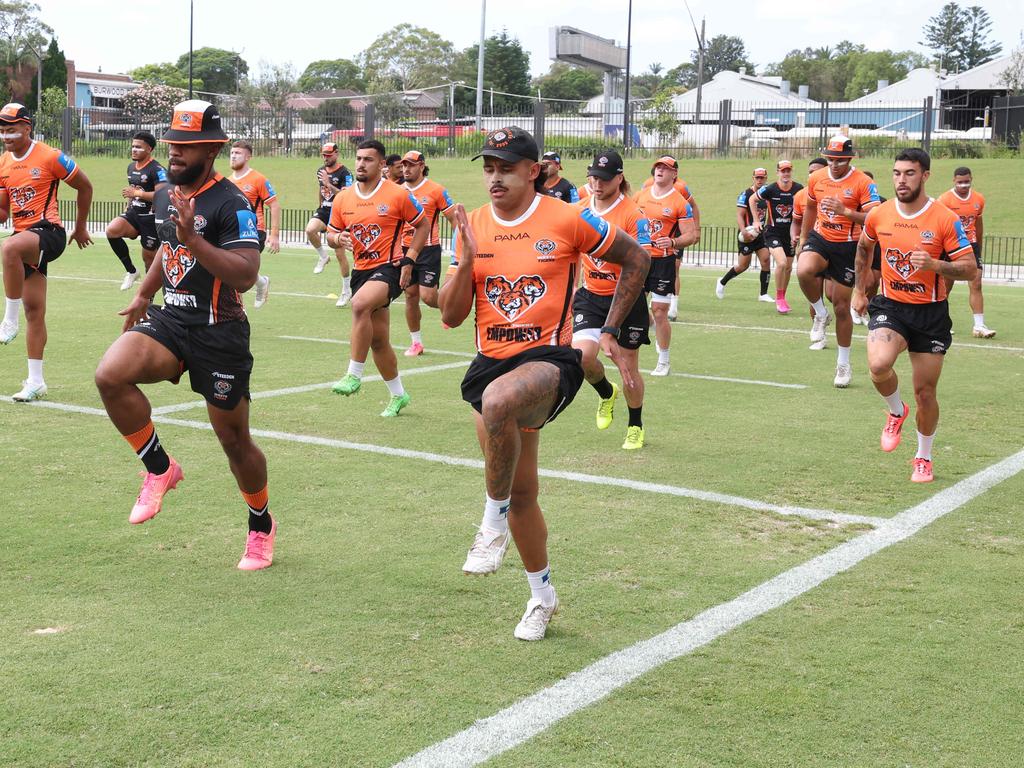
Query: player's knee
[[510, 485, 539, 511], [480, 385, 515, 425], [213, 424, 248, 456], [94, 360, 125, 396], [914, 384, 937, 406], [868, 362, 893, 381]]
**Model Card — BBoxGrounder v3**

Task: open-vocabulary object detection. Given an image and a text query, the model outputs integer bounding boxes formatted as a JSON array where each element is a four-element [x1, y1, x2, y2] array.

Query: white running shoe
[[972, 325, 996, 339], [650, 361, 671, 377], [833, 363, 852, 388], [850, 307, 862, 325], [313, 252, 330, 274], [12, 379, 47, 402], [0, 319, 18, 344], [253, 275, 270, 309], [715, 280, 725, 299], [462, 527, 510, 575], [810, 311, 831, 343], [514, 593, 559, 641], [758, 293, 775, 303], [808, 339, 827, 351], [335, 290, 351, 308], [120, 271, 139, 291]]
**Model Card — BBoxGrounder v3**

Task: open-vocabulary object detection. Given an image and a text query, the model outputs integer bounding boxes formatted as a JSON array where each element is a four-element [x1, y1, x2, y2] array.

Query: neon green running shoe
[[622, 425, 645, 450], [381, 392, 411, 417], [595, 381, 619, 430], [331, 374, 361, 396]]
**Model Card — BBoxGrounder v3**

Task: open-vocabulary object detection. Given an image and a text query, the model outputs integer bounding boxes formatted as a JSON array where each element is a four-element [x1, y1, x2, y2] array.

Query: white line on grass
[[6, 398, 870, 525], [277, 335, 477, 359], [391, 448, 1024, 768]]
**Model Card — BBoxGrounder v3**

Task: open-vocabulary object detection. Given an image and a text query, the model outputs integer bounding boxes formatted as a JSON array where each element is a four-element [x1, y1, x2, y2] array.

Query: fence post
[[717, 100, 730, 155], [364, 102, 375, 141], [448, 87, 456, 155], [61, 107, 73, 154], [922, 97, 933, 153], [284, 108, 294, 155], [533, 99, 545, 154], [820, 101, 830, 150]]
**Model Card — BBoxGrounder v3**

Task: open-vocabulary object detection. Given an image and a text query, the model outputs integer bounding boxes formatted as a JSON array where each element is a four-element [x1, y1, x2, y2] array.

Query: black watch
[[600, 325, 620, 339]]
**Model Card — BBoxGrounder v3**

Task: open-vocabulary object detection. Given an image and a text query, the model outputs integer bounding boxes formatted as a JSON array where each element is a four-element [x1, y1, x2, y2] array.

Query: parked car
[[745, 127, 780, 147]]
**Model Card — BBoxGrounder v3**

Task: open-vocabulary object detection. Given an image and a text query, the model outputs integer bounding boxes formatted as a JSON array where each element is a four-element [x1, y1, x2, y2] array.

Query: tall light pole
[[475, 0, 486, 131], [622, 0, 633, 150], [188, 0, 194, 98]]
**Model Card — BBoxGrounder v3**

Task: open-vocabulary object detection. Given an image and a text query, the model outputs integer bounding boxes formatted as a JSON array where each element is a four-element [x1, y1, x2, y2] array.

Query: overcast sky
[[43, 0, 1022, 85]]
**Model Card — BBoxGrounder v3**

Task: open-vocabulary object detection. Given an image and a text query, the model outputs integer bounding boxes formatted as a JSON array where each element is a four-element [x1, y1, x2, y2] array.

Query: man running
[[229, 139, 280, 309], [633, 156, 698, 376], [716, 167, 772, 303], [642, 161, 700, 321], [326, 140, 429, 417], [308, 142, 353, 307], [797, 136, 881, 387], [792, 157, 828, 337], [398, 150, 456, 356], [571, 149, 652, 449], [0, 103, 93, 402], [94, 100, 276, 569], [539, 150, 578, 202], [937, 167, 994, 338], [440, 127, 648, 640], [852, 148, 976, 483], [106, 131, 167, 291], [752, 160, 803, 313]]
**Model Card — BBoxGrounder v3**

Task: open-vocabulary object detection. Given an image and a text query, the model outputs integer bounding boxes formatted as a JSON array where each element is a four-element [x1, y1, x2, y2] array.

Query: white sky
[[42, 0, 1023, 85]]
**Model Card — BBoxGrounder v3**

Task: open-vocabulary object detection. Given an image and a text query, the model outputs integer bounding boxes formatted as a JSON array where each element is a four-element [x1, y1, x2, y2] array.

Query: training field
[[2, 244, 1023, 766]]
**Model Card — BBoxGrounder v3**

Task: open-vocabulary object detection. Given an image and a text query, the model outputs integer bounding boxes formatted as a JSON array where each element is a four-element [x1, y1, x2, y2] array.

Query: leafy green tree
[[34, 84, 63, 140], [998, 36, 1024, 94], [960, 5, 1002, 70], [663, 61, 696, 90], [532, 62, 602, 102], [690, 35, 755, 80], [297, 58, 364, 92], [174, 47, 248, 95], [844, 50, 930, 99], [27, 36, 64, 107], [0, 0, 52, 103], [920, 2, 966, 71], [359, 24, 455, 92], [130, 62, 198, 90], [298, 100, 356, 130], [766, 42, 926, 101], [451, 29, 532, 111], [121, 82, 187, 121], [637, 90, 678, 148]]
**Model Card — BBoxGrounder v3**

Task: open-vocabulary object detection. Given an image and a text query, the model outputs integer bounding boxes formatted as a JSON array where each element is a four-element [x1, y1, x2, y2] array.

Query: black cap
[[541, 150, 562, 167], [472, 126, 539, 163], [0, 103, 32, 125], [161, 100, 228, 143], [587, 149, 624, 181]]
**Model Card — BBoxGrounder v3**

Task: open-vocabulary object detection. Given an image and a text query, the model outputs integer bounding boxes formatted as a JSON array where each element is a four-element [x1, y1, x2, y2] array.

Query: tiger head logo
[[350, 223, 382, 249], [649, 219, 664, 236], [534, 239, 556, 256], [777, 204, 792, 219], [162, 242, 196, 287], [9, 186, 35, 209], [884, 248, 916, 280], [484, 275, 547, 321]]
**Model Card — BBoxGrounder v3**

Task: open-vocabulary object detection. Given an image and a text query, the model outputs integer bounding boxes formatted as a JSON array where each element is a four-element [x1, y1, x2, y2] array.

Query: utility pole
[[694, 17, 705, 127], [623, 0, 633, 150], [475, 0, 486, 131], [188, 0, 194, 98]]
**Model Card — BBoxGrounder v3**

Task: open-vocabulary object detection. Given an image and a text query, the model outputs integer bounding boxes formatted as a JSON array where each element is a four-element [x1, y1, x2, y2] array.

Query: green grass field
[[1, 243, 1022, 766]]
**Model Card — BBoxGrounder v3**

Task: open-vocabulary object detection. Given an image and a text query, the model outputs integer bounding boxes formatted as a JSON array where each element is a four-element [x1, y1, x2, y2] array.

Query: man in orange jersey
[[852, 148, 976, 483], [633, 156, 699, 376], [641, 158, 700, 321], [229, 140, 280, 308], [571, 149, 652, 449], [326, 140, 429, 417], [439, 127, 648, 640], [791, 157, 829, 338], [937, 167, 994, 338], [0, 103, 93, 402], [398, 150, 456, 356], [94, 100, 275, 569], [797, 136, 881, 386]]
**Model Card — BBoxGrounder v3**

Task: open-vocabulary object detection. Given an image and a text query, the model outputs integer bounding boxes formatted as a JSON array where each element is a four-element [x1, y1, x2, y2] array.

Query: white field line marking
[[278, 335, 477, 359], [392, 447, 1024, 768], [7, 398, 867, 524]]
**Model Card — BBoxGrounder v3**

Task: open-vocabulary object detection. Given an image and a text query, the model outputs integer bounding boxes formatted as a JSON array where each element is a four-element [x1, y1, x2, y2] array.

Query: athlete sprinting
[[229, 139, 280, 309], [752, 160, 803, 313], [106, 130, 166, 290], [717, 168, 773, 303], [641, 162, 700, 321]]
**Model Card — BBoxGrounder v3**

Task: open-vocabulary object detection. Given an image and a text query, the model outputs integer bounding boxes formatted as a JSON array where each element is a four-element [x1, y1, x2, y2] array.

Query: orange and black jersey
[[937, 188, 985, 244], [633, 186, 694, 258], [328, 177, 424, 271], [318, 163, 353, 205], [541, 177, 579, 203], [577, 194, 650, 296], [401, 177, 454, 247], [793, 188, 809, 221], [863, 198, 973, 305], [755, 181, 803, 230], [806, 166, 881, 242], [737, 186, 767, 228], [0, 140, 78, 232], [230, 169, 277, 232], [450, 194, 614, 359], [642, 176, 694, 202], [126, 158, 167, 215], [153, 174, 260, 326]]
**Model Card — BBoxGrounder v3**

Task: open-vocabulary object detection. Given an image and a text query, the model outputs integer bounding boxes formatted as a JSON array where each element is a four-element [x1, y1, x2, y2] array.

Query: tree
[[999, 36, 1024, 94], [765, 42, 926, 101], [0, 1, 52, 103], [844, 50, 929, 100], [960, 5, 1002, 70], [174, 47, 248, 95], [690, 35, 755, 80], [637, 90, 678, 148], [297, 58, 364, 92], [359, 24, 455, 92], [663, 61, 696, 90], [34, 84, 62, 140], [531, 62, 602, 103], [298, 100, 356, 130], [243, 61, 297, 113], [451, 29, 532, 112], [121, 82, 187, 121], [130, 62, 198, 90], [28, 37, 65, 106], [921, 2, 966, 71]]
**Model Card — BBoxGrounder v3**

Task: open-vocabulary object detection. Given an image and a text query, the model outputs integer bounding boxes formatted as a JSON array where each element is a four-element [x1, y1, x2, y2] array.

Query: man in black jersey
[[307, 142, 353, 306], [105, 131, 167, 291], [751, 160, 803, 314], [95, 100, 276, 571], [539, 151, 578, 203], [716, 168, 772, 302]]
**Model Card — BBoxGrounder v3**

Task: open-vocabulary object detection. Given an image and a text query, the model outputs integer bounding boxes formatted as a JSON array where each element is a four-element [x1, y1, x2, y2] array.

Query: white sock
[[346, 360, 365, 378], [342, 276, 351, 291], [658, 348, 670, 365], [4, 297, 22, 325], [837, 345, 851, 366], [973, 313, 985, 328], [916, 430, 935, 460], [669, 294, 678, 314], [27, 358, 43, 385], [384, 375, 405, 397], [525, 564, 556, 607], [812, 298, 828, 318], [410, 330, 422, 345], [883, 389, 904, 416], [481, 494, 510, 532], [315, 244, 328, 259]]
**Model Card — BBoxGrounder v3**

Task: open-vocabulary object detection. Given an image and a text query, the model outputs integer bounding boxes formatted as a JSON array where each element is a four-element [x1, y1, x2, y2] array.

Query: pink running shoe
[[911, 458, 934, 483], [881, 402, 909, 452], [238, 518, 277, 571], [776, 297, 791, 314], [129, 459, 184, 524], [404, 341, 424, 357]]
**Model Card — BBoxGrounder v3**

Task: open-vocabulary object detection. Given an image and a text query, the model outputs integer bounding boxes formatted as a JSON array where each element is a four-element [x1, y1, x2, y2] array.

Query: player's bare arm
[[168, 187, 259, 291], [689, 197, 701, 235], [438, 204, 475, 327], [910, 250, 977, 282], [820, 195, 869, 225], [0, 189, 10, 223], [852, 232, 874, 315], [65, 169, 94, 248], [267, 198, 281, 253], [401, 215, 430, 289], [798, 198, 817, 246], [118, 256, 165, 332]]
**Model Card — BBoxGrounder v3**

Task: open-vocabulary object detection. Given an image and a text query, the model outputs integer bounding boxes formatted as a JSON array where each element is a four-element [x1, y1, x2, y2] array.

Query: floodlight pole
[[188, 0, 194, 98], [623, 0, 633, 150], [475, 0, 486, 131]]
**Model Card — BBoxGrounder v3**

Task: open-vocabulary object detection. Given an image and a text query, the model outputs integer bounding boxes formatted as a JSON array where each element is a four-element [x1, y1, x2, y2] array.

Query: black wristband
[[600, 325, 620, 339], [399, 256, 415, 268]]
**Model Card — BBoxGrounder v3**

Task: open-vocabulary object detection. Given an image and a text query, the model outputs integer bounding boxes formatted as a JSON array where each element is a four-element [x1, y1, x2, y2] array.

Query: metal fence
[[992, 95, 1024, 150]]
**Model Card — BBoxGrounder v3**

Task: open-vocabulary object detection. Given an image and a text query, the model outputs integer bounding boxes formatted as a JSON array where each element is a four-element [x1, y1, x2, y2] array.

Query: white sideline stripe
[[6, 398, 862, 524], [392, 448, 1024, 768], [278, 335, 477, 359]]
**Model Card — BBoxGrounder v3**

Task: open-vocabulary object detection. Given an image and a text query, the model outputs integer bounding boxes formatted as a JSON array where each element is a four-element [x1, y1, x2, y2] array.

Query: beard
[[896, 185, 923, 203], [167, 159, 206, 186]]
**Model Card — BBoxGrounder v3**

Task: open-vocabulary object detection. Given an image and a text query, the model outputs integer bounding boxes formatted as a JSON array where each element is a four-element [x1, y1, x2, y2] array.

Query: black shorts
[[971, 242, 983, 268], [128, 305, 253, 410], [572, 286, 650, 350], [121, 208, 159, 251], [257, 230, 267, 254], [23, 221, 67, 278], [350, 264, 402, 304], [461, 345, 584, 428], [403, 244, 442, 289], [738, 232, 767, 255], [802, 230, 857, 287], [645, 255, 677, 296], [764, 229, 794, 258], [868, 295, 952, 355], [312, 205, 332, 226]]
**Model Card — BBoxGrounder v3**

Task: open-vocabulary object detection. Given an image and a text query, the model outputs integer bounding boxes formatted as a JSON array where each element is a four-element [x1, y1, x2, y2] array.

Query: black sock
[[592, 376, 614, 399], [108, 237, 136, 273], [248, 509, 273, 534], [759, 269, 771, 295], [129, 424, 170, 475], [628, 406, 643, 428], [721, 267, 739, 285]]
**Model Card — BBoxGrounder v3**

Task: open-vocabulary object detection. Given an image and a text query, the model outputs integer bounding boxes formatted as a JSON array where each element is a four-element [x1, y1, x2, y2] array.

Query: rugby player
[[229, 139, 280, 309], [539, 150, 578, 202], [937, 167, 994, 338], [571, 149, 652, 449], [716, 168, 773, 303], [106, 131, 166, 291], [642, 161, 700, 321], [852, 148, 976, 483], [791, 157, 829, 337], [797, 136, 881, 387], [94, 100, 276, 569], [0, 103, 93, 402], [440, 127, 648, 640], [385, 153, 404, 183], [326, 140, 429, 417], [752, 160, 803, 313], [307, 142, 353, 306], [398, 150, 456, 356]]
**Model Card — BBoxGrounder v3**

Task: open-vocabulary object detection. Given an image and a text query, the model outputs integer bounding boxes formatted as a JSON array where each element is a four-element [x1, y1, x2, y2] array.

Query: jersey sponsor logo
[[236, 210, 258, 240], [534, 238, 556, 256], [495, 232, 529, 242], [884, 247, 917, 280], [162, 243, 197, 287], [484, 274, 546, 321], [57, 153, 76, 174], [351, 222, 382, 248]]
